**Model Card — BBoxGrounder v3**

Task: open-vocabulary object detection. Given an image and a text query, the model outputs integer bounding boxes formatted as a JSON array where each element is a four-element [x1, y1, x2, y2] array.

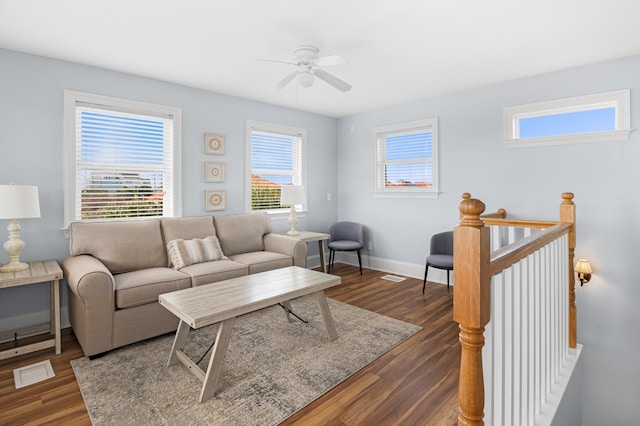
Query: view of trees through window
[[249, 126, 303, 211]]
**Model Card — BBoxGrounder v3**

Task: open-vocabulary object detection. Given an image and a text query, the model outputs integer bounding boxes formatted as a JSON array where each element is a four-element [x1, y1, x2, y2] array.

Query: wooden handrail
[[481, 218, 558, 228], [489, 223, 572, 276], [480, 208, 507, 219]]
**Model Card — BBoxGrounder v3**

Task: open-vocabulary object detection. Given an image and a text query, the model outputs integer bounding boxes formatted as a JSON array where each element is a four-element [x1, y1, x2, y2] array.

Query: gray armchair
[[328, 221, 364, 275], [423, 230, 454, 293]]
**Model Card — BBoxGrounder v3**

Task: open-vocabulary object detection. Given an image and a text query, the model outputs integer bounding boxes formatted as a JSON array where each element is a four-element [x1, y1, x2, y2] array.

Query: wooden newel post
[[560, 192, 577, 349], [454, 195, 491, 426]]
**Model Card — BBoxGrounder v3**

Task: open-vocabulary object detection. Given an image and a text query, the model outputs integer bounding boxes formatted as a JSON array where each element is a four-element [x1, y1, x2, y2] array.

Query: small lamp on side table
[[280, 185, 305, 236], [0, 184, 41, 272]]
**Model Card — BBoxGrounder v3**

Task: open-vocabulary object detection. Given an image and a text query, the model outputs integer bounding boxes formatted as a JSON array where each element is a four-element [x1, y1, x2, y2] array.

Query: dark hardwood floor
[[0, 264, 459, 425]]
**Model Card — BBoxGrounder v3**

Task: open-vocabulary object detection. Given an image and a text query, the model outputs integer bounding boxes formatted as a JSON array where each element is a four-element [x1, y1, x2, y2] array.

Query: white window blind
[[373, 117, 439, 198], [246, 121, 306, 212], [64, 90, 181, 226]]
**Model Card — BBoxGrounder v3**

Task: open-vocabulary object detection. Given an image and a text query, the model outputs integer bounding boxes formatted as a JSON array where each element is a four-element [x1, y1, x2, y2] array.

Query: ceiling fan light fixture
[[297, 71, 314, 88]]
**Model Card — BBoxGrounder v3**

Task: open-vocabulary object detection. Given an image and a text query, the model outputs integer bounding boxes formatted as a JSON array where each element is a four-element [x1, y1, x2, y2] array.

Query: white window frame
[[63, 90, 182, 228], [504, 89, 632, 149], [372, 117, 439, 199], [245, 120, 307, 216]]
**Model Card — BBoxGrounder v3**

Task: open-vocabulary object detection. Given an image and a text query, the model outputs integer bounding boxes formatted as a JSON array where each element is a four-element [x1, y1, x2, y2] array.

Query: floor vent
[[13, 359, 55, 389], [380, 274, 406, 282]]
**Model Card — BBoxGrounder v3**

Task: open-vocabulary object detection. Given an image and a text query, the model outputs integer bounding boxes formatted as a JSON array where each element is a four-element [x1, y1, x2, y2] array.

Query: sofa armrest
[[63, 255, 115, 299], [62, 254, 116, 356], [263, 233, 308, 267]]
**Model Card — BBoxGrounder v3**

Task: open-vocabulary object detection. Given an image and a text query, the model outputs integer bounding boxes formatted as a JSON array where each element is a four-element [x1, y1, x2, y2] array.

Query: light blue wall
[[0, 48, 338, 331], [337, 55, 640, 425], [2, 46, 639, 424]]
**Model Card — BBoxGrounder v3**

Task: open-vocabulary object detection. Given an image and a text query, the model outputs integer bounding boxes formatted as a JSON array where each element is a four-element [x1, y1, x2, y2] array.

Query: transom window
[[504, 89, 631, 148], [63, 90, 182, 227], [246, 120, 306, 213], [373, 117, 439, 198]]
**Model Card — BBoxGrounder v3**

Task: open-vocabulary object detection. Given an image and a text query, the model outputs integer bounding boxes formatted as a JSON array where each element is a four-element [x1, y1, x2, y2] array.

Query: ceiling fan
[[262, 45, 352, 92]]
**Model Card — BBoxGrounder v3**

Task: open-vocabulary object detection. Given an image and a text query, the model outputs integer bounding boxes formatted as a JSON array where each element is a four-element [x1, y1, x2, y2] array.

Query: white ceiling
[[2, 0, 640, 118]]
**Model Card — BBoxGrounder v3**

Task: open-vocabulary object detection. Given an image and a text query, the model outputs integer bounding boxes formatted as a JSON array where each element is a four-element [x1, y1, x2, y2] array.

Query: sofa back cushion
[[160, 216, 216, 245], [213, 212, 272, 256], [68, 219, 167, 274]]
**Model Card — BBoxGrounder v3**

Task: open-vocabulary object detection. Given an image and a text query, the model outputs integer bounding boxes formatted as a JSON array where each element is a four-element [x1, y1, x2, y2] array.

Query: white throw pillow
[[167, 236, 228, 270]]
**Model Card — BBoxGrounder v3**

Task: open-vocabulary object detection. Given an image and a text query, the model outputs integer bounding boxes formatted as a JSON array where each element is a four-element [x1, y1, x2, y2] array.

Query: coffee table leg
[[314, 290, 337, 341], [281, 300, 295, 323], [168, 320, 190, 366], [318, 240, 328, 273], [199, 316, 236, 403]]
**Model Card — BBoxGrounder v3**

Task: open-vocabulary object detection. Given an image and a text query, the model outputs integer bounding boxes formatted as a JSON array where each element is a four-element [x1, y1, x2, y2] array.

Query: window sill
[[373, 191, 440, 200], [254, 210, 308, 220], [505, 128, 633, 149]]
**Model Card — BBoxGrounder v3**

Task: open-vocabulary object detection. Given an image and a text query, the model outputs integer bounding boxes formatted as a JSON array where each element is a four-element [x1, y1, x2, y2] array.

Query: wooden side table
[[0, 260, 63, 360], [286, 231, 330, 273]]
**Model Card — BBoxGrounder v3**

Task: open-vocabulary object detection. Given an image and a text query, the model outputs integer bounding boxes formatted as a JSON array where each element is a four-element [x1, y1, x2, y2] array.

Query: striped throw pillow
[[167, 236, 228, 270]]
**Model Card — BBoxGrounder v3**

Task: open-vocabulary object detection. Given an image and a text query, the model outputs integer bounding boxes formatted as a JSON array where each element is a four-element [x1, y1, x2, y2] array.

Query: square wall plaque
[[205, 161, 226, 183], [204, 133, 225, 155], [205, 190, 226, 211]]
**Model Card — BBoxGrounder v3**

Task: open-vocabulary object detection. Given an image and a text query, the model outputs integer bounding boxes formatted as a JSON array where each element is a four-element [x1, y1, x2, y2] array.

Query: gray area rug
[[71, 296, 421, 425]]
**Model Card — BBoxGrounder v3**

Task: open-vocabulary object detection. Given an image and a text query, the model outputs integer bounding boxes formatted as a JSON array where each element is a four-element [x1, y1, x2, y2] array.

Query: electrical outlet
[[368, 241, 373, 250], [327, 192, 332, 201]]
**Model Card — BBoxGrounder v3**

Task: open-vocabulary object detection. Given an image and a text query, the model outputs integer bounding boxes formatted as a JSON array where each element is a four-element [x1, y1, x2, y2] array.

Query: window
[[246, 120, 306, 213], [504, 89, 631, 148], [373, 117, 439, 198], [63, 90, 182, 227]]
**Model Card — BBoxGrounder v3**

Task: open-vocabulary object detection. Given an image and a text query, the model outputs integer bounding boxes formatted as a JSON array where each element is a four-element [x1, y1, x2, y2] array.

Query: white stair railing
[[483, 234, 570, 425]]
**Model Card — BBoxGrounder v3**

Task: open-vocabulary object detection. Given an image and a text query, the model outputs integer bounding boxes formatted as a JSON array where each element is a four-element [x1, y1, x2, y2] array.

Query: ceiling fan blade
[[256, 58, 297, 66], [271, 71, 298, 91], [314, 69, 352, 92], [315, 54, 348, 67]]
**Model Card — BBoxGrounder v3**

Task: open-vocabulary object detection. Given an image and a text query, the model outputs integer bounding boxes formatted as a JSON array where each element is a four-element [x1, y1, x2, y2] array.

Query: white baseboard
[[307, 252, 454, 286]]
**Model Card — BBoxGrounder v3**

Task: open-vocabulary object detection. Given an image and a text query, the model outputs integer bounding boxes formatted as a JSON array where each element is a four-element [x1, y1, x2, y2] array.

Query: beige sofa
[[62, 212, 307, 358]]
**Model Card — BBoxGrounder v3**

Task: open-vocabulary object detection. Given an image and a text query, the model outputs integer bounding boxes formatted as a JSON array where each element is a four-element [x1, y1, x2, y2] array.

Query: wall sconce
[[280, 185, 305, 236], [575, 259, 592, 286]]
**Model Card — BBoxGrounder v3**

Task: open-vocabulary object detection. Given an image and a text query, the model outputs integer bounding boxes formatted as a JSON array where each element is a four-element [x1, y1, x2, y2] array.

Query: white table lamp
[[280, 185, 305, 236], [0, 184, 41, 272]]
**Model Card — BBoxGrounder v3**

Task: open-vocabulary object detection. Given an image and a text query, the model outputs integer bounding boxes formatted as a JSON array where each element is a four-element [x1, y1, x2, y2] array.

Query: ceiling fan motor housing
[[293, 45, 319, 62]]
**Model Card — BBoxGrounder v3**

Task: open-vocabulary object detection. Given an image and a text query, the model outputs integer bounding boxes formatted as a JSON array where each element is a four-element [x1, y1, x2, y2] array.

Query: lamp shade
[[280, 185, 306, 206], [0, 185, 41, 219], [575, 259, 592, 274]]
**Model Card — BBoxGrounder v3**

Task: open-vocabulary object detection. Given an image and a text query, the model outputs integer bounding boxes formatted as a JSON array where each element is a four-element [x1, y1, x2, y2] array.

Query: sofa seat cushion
[[180, 259, 248, 287], [114, 268, 191, 309], [229, 251, 293, 274]]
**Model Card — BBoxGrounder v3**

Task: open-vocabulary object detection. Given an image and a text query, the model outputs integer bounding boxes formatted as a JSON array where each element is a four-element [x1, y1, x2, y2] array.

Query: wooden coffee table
[[158, 266, 341, 403]]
